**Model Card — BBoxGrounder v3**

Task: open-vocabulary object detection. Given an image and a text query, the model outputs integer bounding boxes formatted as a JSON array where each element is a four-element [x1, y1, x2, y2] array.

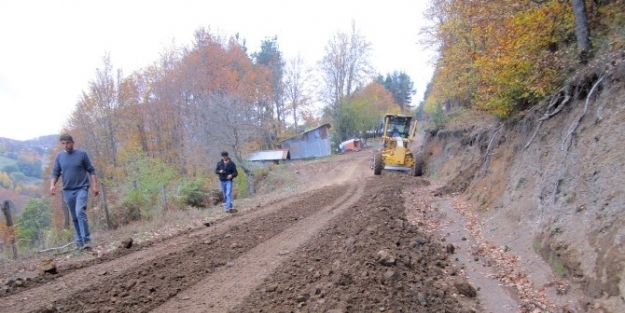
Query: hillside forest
[[1, 0, 624, 256]]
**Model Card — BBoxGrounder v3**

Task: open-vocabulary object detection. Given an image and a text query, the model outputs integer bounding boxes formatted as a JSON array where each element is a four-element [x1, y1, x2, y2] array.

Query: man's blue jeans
[[62, 188, 90, 245], [219, 180, 233, 211]]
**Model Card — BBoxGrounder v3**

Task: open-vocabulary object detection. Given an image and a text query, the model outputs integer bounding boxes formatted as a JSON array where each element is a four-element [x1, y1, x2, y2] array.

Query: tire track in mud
[[2, 184, 350, 313], [152, 174, 366, 313], [26, 182, 356, 313]]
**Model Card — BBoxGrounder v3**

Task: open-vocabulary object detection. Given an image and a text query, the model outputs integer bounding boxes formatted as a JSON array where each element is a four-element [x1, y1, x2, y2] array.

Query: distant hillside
[[0, 134, 56, 181], [24, 134, 57, 149], [0, 134, 57, 154], [0, 135, 55, 208]]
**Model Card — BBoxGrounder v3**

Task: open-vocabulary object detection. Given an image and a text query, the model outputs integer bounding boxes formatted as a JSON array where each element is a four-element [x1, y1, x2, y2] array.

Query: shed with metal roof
[[247, 149, 290, 166], [281, 123, 332, 160]]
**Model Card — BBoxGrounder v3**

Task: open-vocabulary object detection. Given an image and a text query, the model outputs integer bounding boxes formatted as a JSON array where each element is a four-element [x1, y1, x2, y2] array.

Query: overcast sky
[[0, 0, 436, 141]]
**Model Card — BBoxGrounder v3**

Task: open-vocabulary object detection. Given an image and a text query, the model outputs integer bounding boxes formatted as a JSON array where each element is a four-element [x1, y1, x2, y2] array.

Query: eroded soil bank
[[419, 72, 625, 312]]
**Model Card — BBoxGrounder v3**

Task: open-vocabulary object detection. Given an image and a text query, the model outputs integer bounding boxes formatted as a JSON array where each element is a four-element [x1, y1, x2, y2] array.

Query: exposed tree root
[[524, 85, 573, 150], [524, 120, 544, 151], [542, 86, 573, 120], [551, 76, 605, 203], [481, 124, 504, 175], [560, 76, 604, 152], [38, 242, 75, 253]]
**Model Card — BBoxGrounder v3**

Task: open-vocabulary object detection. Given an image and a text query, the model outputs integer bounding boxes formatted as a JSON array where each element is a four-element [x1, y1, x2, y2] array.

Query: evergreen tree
[[377, 71, 416, 112], [253, 36, 286, 138]]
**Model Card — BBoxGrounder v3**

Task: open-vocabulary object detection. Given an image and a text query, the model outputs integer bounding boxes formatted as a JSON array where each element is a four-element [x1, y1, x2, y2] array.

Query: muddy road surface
[[2, 153, 478, 313]]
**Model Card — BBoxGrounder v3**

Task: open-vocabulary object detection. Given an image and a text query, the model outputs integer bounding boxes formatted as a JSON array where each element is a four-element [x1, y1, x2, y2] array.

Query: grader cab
[[372, 114, 424, 176]]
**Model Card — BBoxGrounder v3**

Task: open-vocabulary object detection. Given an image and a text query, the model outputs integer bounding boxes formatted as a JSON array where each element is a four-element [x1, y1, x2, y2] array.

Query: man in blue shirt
[[50, 134, 99, 250]]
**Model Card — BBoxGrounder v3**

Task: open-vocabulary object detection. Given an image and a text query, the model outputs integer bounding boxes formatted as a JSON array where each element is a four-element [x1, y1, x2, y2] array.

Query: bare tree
[[284, 53, 315, 133], [90, 54, 121, 168], [205, 93, 259, 195], [319, 21, 373, 122], [65, 56, 125, 229]]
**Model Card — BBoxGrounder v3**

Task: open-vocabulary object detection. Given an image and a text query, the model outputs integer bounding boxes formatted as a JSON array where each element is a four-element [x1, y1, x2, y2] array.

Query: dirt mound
[[233, 175, 476, 313]]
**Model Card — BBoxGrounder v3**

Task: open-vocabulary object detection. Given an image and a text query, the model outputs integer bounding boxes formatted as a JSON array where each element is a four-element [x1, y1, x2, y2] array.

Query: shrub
[[178, 178, 210, 208], [430, 104, 447, 129]]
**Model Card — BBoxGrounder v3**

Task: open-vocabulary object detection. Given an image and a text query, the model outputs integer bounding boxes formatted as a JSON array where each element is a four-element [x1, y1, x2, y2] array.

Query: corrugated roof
[[281, 123, 331, 142], [247, 149, 290, 162], [304, 123, 331, 133]]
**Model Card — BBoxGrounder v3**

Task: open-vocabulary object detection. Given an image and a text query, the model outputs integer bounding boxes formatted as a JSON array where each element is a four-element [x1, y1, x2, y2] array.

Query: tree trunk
[[571, 0, 592, 63], [241, 165, 255, 196], [2, 200, 17, 259], [161, 185, 168, 213], [100, 182, 112, 230], [292, 106, 298, 134]]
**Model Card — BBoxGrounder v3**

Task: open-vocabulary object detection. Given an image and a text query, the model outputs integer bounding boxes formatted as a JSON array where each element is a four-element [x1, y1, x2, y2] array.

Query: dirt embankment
[[419, 62, 625, 312]]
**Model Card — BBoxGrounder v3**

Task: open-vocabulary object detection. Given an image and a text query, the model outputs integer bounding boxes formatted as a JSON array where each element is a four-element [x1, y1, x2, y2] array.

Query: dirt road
[[2, 152, 483, 313]]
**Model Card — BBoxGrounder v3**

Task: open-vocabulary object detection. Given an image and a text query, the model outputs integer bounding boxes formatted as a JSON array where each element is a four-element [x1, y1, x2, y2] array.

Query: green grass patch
[[554, 260, 566, 278], [0, 155, 17, 168]]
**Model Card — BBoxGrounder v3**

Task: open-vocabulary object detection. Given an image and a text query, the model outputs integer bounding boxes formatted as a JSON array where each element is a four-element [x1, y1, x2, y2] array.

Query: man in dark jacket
[[215, 151, 238, 213], [50, 133, 99, 250]]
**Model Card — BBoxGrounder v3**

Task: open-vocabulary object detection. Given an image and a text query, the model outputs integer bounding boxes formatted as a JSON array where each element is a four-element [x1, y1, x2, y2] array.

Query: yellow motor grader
[[372, 114, 423, 176]]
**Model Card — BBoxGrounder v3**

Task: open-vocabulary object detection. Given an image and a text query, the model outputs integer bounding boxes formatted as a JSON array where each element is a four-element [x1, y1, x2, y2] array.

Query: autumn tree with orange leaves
[[54, 28, 277, 229], [38, 23, 422, 234], [423, 0, 573, 117], [422, 0, 625, 119]]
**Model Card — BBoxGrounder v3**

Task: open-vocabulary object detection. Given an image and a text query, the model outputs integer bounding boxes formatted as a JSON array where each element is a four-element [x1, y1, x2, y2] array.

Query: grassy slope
[[0, 155, 17, 168]]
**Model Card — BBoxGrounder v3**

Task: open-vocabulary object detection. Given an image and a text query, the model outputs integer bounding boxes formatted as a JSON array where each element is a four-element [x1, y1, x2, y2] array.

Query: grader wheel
[[373, 152, 383, 175]]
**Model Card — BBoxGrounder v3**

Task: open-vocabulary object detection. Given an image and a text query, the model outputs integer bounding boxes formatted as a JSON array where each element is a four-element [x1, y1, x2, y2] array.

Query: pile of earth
[[233, 174, 478, 313]]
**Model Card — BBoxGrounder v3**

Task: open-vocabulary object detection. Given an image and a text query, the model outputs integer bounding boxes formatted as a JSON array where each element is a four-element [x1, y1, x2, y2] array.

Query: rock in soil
[[446, 243, 455, 254], [376, 249, 396, 266], [39, 258, 57, 276], [454, 279, 477, 298], [120, 238, 134, 249]]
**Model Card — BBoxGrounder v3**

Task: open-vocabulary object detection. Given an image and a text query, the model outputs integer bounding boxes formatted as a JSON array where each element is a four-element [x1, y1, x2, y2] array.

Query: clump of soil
[[234, 175, 476, 313]]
